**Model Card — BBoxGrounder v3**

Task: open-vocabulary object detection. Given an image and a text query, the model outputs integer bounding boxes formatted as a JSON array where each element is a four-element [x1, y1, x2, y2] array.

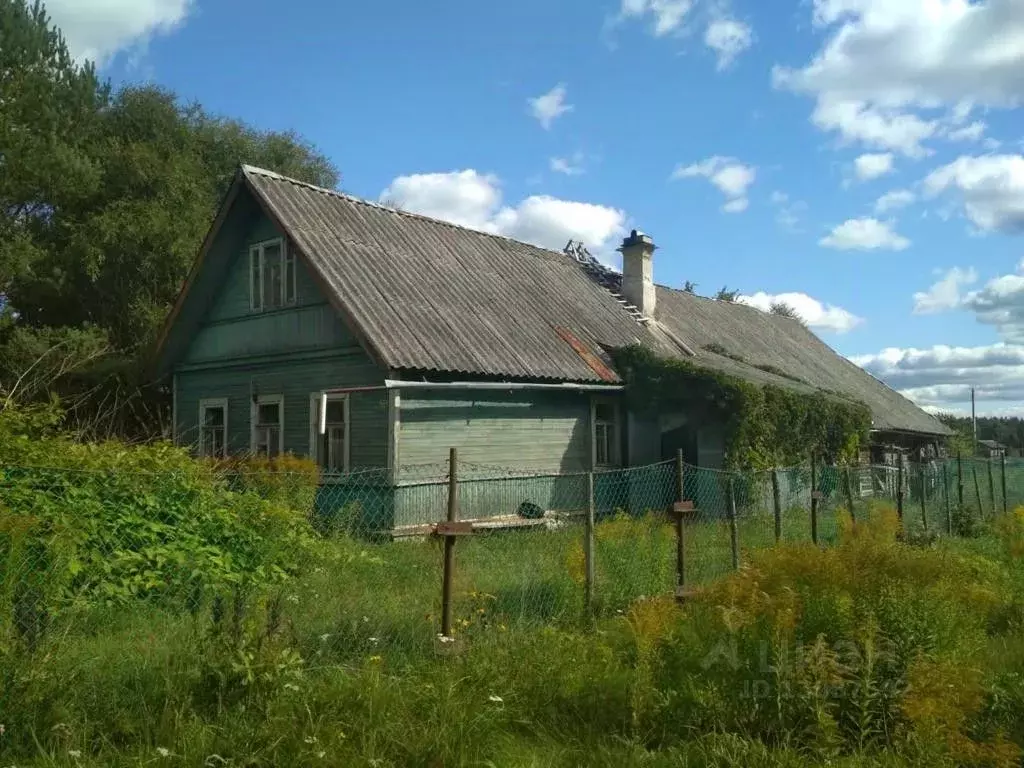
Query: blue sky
[[46, 0, 1024, 415]]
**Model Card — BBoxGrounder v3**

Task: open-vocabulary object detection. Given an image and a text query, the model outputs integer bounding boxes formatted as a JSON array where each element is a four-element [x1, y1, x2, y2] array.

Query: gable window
[[249, 238, 295, 311], [592, 398, 621, 468], [252, 395, 284, 458], [309, 393, 350, 474], [199, 399, 228, 458]]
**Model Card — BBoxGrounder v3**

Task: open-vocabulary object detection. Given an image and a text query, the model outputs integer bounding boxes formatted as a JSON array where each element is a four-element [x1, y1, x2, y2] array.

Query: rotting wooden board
[[434, 521, 475, 537]]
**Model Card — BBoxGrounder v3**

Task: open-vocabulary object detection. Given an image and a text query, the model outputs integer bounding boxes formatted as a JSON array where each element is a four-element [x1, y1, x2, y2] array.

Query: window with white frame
[[592, 398, 621, 467], [309, 393, 349, 473], [252, 395, 284, 458], [199, 399, 228, 458], [249, 238, 296, 311]]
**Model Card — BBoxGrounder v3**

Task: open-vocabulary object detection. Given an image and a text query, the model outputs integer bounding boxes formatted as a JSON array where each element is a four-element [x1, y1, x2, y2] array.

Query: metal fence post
[[957, 450, 964, 510], [675, 450, 686, 589], [987, 457, 997, 517], [771, 469, 782, 543], [973, 463, 984, 520], [896, 457, 904, 522], [810, 452, 819, 545], [584, 471, 595, 621], [942, 461, 952, 535], [1001, 453, 1009, 515], [728, 476, 740, 570], [918, 458, 928, 532], [441, 447, 458, 638]]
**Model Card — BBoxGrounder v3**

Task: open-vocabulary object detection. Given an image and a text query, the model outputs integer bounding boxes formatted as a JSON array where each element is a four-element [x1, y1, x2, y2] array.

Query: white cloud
[[774, 0, 1024, 156], [528, 84, 573, 130], [379, 170, 626, 253], [912, 266, 978, 314], [922, 154, 1024, 233], [851, 343, 1024, 415], [946, 120, 987, 142], [810, 99, 937, 157], [672, 155, 756, 213], [875, 188, 916, 213], [961, 270, 1024, 343], [820, 217, 910, 250], [770, 191, 807, 231], [45, 0, 193, 65], [618, 0, 694, 36], [550, 153, 586, 176], [704, 18, 753, 69], [853, 152, 895, 181], [739, 291, 864, 333]]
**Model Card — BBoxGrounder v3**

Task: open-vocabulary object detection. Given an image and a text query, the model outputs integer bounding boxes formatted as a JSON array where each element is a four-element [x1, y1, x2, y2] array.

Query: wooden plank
[[434, 521, 475, 537]]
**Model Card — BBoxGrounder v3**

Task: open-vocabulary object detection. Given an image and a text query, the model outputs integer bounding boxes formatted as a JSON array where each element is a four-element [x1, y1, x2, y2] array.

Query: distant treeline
[[935, 413, 1024, 456]]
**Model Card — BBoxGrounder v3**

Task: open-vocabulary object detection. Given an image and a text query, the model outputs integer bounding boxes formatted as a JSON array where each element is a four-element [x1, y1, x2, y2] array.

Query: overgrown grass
[[4, 501, 1024, 766]]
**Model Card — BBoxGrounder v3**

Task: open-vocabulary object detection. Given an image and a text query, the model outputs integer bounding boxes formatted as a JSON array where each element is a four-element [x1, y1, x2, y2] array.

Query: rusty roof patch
[[553, 326, 619, 383]]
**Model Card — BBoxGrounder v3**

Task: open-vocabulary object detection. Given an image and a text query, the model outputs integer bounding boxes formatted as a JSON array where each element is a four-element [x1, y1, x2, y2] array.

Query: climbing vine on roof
[[610, 345, 871, 470]]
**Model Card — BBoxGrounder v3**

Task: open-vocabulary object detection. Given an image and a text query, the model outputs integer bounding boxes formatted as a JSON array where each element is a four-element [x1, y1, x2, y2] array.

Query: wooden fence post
[[771, 469, 782, 543], [675, 450, 687, 590], [844, 465, 856, 528], [441, 447, 458, 638], [942, 461, 952, 535], [987, 457, 997, 517], [728, 476, 740, 570], [957, 450, 964, 510], [584, 471, 595, 621], [810, 452, 819, 545], [896, 457, 904, 522], [1001, 453, 1009, 515]]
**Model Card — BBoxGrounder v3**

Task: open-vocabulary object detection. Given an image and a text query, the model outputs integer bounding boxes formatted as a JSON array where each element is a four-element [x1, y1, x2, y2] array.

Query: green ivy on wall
[[610, 345, 871, 469]]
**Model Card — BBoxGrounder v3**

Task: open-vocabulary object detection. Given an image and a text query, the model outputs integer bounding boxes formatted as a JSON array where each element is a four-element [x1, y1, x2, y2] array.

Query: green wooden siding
[[175, 354, 386, 466], [397, 391, 593, 475], [185, 216, 356, 364]]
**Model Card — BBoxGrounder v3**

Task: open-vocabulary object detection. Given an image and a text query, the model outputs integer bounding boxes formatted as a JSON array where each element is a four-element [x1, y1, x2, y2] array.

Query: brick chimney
[[619, 229, 656, 318]]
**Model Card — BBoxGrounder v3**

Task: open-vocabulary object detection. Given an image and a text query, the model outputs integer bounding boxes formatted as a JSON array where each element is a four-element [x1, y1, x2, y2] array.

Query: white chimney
[[619, 229, 657, 318]]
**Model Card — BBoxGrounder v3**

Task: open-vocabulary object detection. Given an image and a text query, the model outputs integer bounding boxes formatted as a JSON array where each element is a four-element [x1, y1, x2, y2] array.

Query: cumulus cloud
[[810, 99, 938, 157], [774, 0, 1024, 156], [617, 0, 694, 36], [45, 0, 193, 65], [851, 343, 1024, 415], [770, 191, 807, 231], [875, 189, 916, 213], [704, 18, 753, 69], [672, 156, 756, 213], [820, 217, 910, 250], [379, 170, 627, 254], [739, 291, 864, 333], [912, 267, 978, 314], [922, 154, 1024, 233], [853, 153, 895, 181], [962, 272, 1024, 343], [946, 121, 987, 143], [528, 84, 573, 130]]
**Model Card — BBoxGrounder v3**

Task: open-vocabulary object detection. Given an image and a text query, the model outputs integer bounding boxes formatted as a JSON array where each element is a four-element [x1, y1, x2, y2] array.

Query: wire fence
[[0, 452, 1019, 666]]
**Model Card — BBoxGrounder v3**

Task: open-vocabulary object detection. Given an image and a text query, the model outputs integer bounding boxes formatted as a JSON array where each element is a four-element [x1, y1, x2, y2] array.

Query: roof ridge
[[241, 164, 588, 261]]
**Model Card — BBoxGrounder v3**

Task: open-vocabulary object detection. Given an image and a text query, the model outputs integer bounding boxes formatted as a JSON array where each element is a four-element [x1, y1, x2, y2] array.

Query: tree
[[0, 1, 340, 437], [715, 286, 740, 303], [682, 280, 697, 294]]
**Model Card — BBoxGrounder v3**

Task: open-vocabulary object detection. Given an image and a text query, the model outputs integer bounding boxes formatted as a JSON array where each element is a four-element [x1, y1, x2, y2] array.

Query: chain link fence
[[1, 452, 1020, 667]]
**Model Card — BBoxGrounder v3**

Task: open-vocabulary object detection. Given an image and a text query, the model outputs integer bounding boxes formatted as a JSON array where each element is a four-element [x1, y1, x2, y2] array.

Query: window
[[249, 238, 295, 311], [199, 399, 228, 458], [252, 395, 284, 458], [310, 393, 349, 473], [592, 398, 621, 467]]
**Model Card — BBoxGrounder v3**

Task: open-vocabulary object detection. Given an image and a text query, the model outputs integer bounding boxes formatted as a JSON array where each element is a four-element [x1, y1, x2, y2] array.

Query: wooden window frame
[[251, 394, 285, 458], [248, 238, 295, 312], [309, 392, 351, 475], [591, 396, 622, 469], [198, 398, 228, 458]]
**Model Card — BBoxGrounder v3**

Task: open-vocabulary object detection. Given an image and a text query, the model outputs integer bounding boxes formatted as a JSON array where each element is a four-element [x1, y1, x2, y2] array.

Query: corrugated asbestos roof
[[240, 165, 949, 437]]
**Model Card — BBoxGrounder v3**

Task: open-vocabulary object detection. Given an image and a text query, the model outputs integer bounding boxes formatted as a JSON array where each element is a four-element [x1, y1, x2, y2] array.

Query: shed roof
[[156, 165, 950, 437]]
